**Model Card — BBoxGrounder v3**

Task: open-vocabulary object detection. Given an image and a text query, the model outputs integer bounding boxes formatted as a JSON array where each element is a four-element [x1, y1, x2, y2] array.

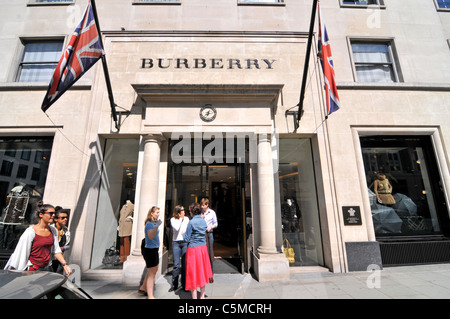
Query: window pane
[[361, 136, 445, 237], [22, 42, 62, 62], [343, 0, 377, 4], [16, 164, 28, 179], [91, 139, 139, 270], [0, 137, 53, 253], [355, 64, 395, 82], [34, 0, 73, 2], [18, 63, 57, 82], [352, 43, 390, 63], [0, 160, 14, 177], [437, 0, 450, 9], [240, 0, 281, 2], [351, 42, 398, 82], [278, 139, 323, 267], [18, 41, 62, 82]]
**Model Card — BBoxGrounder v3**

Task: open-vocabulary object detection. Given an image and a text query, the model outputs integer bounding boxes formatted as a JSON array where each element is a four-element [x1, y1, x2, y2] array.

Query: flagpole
[[295, 0, 318, 131], [90, 0, 119, 131]]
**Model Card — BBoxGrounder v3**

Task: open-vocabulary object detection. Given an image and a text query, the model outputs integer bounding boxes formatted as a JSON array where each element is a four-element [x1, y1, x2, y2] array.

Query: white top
[[170, 217, 190, 242], [5, 225, 62, 271], [203, 208, 218, 231]]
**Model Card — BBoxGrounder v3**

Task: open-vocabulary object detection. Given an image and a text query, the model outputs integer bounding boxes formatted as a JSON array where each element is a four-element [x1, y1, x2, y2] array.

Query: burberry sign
[[141, 58, 276, 70]]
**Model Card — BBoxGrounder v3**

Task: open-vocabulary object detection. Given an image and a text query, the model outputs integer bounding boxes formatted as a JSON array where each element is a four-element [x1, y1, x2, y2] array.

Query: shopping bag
[[283, 238, 295, 263]]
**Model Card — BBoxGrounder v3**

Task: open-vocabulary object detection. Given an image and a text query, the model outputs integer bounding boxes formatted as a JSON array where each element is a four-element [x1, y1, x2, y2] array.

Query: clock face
[[199, 105, 217, 122]]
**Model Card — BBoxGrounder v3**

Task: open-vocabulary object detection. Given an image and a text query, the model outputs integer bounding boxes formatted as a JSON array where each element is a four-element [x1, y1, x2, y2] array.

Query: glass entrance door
[[165, 138, 251, 274]]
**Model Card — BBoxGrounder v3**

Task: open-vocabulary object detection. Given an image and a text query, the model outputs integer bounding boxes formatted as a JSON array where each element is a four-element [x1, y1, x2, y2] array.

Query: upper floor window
[[17, 40, 63, 83], [133, 0, 180, 3], [340, 0, 385, 9], [28, 0, 74, 4], [238, 0, 284, 3], [342, 0, 380, 4], [436, 0, 450, 9], [350, 40, 401, 83]]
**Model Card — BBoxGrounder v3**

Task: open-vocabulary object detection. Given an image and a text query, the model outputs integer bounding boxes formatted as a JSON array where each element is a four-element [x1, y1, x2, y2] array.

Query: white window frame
[[238, 0, 285, 6], [132, 0, 181, 4], [27, 0, 74, 6], [434, 0, 450, 11], [16, 38, 64, 83], [340, 0, 385, 9], [348, 38, 402, 83]]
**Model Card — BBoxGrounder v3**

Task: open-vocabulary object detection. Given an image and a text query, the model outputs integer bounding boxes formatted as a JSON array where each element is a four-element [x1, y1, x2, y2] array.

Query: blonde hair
[[144, 206, 160, 224]]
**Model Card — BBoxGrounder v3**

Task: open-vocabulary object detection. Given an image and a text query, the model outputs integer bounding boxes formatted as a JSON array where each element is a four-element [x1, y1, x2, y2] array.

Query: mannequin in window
[[1, 185, 30, 249], [373, 173, 396, 205], [1, 185, 29, 226], [118, 200, 134, 262], [281, 197, 301, 233]]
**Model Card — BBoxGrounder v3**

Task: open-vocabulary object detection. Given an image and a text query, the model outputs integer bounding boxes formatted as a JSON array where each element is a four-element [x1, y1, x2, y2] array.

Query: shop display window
[[90, 139, 138, 269], [278, 138, 323, 267], [0, 137, 53, 264], [360, 136, 448, 238]]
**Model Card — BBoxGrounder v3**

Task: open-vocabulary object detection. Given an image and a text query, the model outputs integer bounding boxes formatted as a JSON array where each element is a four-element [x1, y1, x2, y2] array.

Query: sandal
[[138, 289, 148, 296]]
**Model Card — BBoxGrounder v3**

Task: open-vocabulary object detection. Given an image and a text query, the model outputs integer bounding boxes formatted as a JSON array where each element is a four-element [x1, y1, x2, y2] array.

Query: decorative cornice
[[132, 83, 284, 106], [102, 30, 309, 39]]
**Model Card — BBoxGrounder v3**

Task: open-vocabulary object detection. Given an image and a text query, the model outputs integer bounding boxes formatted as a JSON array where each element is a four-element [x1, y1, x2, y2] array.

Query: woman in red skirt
[[183, 203, 213, 299]]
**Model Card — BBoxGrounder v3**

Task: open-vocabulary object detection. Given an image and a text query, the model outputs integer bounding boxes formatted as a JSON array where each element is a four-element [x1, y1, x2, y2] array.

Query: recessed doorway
[[164, 138, 251, 274]]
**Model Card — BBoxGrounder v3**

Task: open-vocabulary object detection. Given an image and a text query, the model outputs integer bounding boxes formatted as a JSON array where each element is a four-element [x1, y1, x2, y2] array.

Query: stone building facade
[[0, 0, 449, 284]]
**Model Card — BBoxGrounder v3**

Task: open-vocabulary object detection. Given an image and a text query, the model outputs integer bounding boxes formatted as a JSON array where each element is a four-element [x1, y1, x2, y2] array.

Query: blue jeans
[[172, 241, 187, 288]]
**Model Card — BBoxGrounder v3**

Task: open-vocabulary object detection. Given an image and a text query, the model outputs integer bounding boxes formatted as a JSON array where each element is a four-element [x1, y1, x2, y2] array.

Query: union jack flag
[[42, 0, 104, 112], [317, 2, 340, 117]]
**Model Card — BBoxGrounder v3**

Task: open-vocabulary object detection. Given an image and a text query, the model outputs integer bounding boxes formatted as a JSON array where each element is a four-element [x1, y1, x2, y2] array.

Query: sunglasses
[[56, 216, 68, 220], [43, 211, 55, 216]]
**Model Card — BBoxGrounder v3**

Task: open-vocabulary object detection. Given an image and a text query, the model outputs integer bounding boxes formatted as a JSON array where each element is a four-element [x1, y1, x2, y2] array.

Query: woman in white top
[[5, 202, 71, 276], [169, 205, 189, 292]]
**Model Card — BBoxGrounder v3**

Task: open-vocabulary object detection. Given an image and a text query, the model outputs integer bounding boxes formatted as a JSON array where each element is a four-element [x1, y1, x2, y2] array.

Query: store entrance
[[164, 138, 251, 274]]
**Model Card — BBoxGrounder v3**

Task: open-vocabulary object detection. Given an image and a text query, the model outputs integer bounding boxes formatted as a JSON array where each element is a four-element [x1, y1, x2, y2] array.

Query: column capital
[[257, 133, 272, 144], [141, 133, 166, 144]]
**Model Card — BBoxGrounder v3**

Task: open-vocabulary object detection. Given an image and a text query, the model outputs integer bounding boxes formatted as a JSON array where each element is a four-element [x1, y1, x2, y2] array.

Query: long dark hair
[[35, 201, 54, 220]]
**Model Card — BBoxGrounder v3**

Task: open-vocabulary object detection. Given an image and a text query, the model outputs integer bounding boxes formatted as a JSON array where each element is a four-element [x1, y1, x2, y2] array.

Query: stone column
[[253, 133, 290, 282], [123, 133, 164, 285], [256, 134, 278, 254], [131, 134, 164, 255]]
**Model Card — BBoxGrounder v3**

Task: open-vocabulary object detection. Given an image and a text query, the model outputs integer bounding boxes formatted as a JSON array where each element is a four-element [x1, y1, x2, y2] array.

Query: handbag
[[102, 245, 120, 267], [378, 193, 396, 205], [283, 238, 295, 263]]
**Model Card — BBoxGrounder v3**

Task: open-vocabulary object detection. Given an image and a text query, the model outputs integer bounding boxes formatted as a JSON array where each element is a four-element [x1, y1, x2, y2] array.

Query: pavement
[[81, 263, 450, 299]]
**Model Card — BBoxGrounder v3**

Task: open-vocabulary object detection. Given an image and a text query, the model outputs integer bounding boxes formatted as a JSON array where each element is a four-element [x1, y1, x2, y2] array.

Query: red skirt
[[185, 245, 213, 291]]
